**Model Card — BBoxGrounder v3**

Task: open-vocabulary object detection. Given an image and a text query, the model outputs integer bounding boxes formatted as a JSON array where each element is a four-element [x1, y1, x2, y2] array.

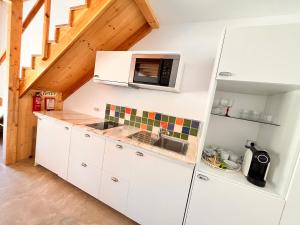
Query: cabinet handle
[[38, 118, 42, 121], [136, 151, 144, 157], [84, 134, 90, 138], [111, 177, 119, 182], [81, 162, 87, 167], [197, 173, 209, 181], [116, 144, 123, 149], [219, 72, 233, 77], [65, 127, 70, 130]]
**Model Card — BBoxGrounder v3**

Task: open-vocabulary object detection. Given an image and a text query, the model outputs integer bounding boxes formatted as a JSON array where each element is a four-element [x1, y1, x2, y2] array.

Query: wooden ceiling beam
[[133, 0, 159, 28]]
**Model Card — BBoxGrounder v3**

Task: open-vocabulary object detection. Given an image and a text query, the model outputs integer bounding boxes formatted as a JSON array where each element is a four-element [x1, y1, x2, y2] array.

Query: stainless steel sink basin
[[154, 135, 189, 155], [127, 131, 189, 155]]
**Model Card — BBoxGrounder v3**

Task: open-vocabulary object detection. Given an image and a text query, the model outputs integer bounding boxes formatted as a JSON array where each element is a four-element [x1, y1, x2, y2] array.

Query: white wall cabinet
[[94, 51, 133, 86], [67, 128, 105, 198], [280, 152, 300, 225], [217, 24, 300, 85], [185, 171, 285, 225], [35, 117, 71, 179], [127, 148, 194, 225]]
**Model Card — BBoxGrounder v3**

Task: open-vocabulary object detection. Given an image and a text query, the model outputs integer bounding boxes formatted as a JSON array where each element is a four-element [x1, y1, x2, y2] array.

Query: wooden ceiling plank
[[133, 0, 159, 28]]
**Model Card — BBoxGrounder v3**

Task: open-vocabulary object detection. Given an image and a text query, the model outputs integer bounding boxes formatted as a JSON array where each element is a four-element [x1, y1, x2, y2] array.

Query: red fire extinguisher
[[32, 92, 42, 112]]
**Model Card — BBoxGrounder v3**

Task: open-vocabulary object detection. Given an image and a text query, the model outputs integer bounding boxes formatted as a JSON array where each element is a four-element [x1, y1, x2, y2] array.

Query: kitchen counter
[[34, 111, 199, 165]]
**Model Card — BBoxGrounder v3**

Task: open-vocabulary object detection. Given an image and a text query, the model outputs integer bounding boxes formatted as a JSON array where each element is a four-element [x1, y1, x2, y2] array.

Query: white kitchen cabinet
[[100, 170, 130, 215], [94, 51, 133, 85], [280, 153, 300, 225], [127, 148, 194, 225], [35, 117, 71, 179], [67, 128, 105, 197], [217, 24, 300, 85], [102, 140, 134, 179], [185, 171, 285, 225], [99, 140, 133, 213]]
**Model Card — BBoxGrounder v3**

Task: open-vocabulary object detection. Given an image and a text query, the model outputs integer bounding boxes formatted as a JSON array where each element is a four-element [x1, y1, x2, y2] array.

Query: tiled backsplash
[[105, 104, 200, 140]]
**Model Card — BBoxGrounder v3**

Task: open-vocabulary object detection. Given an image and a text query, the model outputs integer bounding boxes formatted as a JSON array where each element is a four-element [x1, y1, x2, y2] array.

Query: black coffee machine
[[242, 142, 271, 187]]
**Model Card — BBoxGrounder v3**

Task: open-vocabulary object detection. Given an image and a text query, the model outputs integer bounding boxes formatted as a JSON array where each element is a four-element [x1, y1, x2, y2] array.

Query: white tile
[[152, 126, 160, 135], [125, 113, 130, 120], [119, 118, 124, 124], [174, 124, 182, 133], [136, 110, 143, 117]]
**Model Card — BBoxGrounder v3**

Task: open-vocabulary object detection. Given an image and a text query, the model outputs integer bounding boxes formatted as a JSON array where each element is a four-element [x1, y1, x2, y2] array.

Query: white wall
[[64, 21, 225, 121], [21, 0, 86, 68], [64, 15, 300, 122], [205, 91, 268, 154], [257, 91, 300, 196]]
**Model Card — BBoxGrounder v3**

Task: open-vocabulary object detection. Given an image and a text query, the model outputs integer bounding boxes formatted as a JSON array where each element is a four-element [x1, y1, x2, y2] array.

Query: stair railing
[[0, 0, 51, 66]]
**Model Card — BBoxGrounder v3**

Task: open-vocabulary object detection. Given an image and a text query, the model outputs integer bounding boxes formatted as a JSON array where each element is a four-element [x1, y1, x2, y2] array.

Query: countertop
[[34, 111, 199, 165]]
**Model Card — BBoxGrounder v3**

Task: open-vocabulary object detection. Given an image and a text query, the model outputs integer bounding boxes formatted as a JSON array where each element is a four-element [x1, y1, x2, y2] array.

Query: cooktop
[[86, 121, 121, 130]]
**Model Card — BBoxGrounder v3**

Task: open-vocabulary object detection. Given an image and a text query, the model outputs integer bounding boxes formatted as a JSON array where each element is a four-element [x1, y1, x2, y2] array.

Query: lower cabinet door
[[68, 159, 101, 198], [127, 149, 194, 225], [99, 171, 129, 214], [185, 171, 285, 225]]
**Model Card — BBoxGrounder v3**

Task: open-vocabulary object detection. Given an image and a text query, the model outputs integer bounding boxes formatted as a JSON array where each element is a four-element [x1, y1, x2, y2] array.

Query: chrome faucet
[[158, 127, 169, 138]]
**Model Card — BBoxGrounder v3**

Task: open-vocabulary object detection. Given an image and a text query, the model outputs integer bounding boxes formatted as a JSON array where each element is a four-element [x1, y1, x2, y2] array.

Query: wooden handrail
[[0, 51, 5, 65], [22, 0, 45, 32], [0, 0, 45, 66], [42, 0, 51, 59]]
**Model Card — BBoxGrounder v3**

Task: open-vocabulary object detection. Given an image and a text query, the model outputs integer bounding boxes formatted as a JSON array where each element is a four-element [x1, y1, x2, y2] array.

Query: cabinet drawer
[[103, 140, 134, 179], [99, 170, 129, 215], [70, 128, 105, 167], [67, 157, 101, 198]]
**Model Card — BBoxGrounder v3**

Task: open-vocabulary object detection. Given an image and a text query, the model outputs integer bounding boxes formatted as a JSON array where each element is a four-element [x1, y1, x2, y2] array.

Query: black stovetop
[[86, 121, 121, 130]]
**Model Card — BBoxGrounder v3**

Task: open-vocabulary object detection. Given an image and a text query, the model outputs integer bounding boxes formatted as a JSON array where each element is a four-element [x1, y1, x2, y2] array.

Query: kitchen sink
[[154, 135, 188, 155], [127, 131, 189, 155]]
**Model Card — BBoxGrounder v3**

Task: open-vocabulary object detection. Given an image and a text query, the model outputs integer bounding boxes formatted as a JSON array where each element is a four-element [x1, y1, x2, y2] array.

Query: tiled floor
[[0, 140, 137, 225]]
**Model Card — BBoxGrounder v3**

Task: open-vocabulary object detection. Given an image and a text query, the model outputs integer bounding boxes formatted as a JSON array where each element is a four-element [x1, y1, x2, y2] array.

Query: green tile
[[135, 123, 141, 128], [115, 106, 120, 112], [130, 115, 136, 121], [183, 119, 192, 127], [109, 116, 114, 121], [136, 116, 142, 123], [105, 115, 109, 120], [106, 104, 111, 110], [147, 119, 154, 126], [190, 128, 198, 136], [142, 118, 147, 124], [120, 112, 125, 119], [124, 120, 130, 125], [115, 117, 119, 123], [168, 116, 176, 124], [181, 133, 189, 140], [143, 111, 148, 118], [154, 120, 160, 127], [131, 109, 137, 116], [168, 131, 174, 137], [147, 125, 153, 132], [173, 132, 181, 138], [121, 107, 126, 113], [130, 121, 135, 126], [162, 115, 168, 122]]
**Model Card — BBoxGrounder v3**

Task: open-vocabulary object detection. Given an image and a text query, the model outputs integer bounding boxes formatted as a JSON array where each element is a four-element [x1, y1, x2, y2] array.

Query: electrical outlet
[[93, 107, 100, 112]]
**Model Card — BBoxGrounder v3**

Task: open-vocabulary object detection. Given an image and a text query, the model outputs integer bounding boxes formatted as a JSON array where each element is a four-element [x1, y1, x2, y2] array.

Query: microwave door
[[133, 59, 162, 84]]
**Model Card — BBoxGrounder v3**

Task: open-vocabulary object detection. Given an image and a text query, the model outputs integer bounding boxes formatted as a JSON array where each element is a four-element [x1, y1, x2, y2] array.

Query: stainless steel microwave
[[128, 53, 182, 91]]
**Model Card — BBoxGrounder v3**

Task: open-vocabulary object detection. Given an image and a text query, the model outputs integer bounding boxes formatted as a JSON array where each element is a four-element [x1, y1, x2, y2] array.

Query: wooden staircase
[[0, 0, 158, 164], [19, 0, 158, 99]]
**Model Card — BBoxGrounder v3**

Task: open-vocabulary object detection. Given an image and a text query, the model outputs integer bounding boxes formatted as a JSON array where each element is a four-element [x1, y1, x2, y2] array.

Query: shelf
[[197, 161, 282, 199], [211, 113, 280, 126]]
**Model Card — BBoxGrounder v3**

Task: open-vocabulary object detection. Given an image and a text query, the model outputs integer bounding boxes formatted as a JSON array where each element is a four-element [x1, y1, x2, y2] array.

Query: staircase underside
[[20, 0, 156, 100]]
